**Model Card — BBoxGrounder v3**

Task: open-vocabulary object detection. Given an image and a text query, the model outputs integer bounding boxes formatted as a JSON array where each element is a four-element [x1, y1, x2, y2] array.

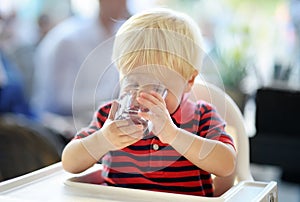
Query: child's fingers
[[149, 90, 165, 102], [138, 111, 150, 121], [139, 92, 161, 104], [114, 119, 131, 127], [136, 96, 154, 109], [108, 100, 119, 120], [137, 93, 165, 110]]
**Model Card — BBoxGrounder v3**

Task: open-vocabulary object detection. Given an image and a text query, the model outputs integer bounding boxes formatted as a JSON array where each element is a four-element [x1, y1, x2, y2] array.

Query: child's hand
[[137, 91, 177, 144], [100, 101, 144, 150]]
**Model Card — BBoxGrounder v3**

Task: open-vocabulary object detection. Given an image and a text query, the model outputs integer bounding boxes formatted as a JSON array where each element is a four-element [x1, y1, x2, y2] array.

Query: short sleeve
[[197, 101, 235, 149], [73, 102, 112, 140]]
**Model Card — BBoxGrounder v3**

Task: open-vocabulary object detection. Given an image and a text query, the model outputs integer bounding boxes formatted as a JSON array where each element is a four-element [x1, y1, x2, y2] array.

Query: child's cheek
[[165, 93, 180, 114]]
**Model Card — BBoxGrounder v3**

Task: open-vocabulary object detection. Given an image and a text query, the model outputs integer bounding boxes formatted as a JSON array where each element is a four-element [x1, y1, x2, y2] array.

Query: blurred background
[[1, 0, 300, 201]]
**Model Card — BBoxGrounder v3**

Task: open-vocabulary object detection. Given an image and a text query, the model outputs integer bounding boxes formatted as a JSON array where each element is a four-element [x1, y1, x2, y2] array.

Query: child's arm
[[167, 128, 236, 177], [137, 92, 236, 177], [62, 102, 144, 173], [62, 126, 121, 174]]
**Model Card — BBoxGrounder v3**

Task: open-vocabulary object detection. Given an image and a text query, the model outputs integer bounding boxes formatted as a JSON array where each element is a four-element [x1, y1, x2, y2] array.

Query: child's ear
[[184, 70, 198, 93]]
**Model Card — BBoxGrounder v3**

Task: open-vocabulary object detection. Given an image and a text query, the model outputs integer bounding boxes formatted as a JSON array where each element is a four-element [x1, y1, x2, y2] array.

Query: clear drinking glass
[[114, 74, 167, 135]]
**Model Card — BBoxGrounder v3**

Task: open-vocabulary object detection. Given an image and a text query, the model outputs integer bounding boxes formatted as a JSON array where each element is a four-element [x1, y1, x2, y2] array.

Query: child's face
[[120, 66, 188, 114]]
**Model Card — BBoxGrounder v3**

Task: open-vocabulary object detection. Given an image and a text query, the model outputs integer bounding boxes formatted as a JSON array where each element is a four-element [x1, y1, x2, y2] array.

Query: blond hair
[[112, 8, 204, 80]]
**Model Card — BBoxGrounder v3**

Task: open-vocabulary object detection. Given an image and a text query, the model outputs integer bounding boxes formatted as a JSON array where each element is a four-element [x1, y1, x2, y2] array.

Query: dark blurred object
[[250, 87, 300, 183], [273, 63, 292, 81], [0, 114, 66, 182]]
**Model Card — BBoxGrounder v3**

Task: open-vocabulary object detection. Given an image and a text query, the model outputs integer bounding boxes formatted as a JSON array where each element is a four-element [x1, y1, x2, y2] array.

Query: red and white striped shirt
[[75, 98, 234, 197]]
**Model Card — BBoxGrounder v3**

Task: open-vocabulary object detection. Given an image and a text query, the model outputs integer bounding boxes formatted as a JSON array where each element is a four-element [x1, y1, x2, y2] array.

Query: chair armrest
[[222, 180, 278, 202]]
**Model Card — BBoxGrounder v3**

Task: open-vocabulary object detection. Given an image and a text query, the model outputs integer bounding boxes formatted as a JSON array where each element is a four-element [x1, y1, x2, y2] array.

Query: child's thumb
[[108, 100, 119, 120]]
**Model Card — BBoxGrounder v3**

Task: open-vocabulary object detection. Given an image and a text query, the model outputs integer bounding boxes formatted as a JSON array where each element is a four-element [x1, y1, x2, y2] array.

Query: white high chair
[[189, 80, 277, 201], [0, 81, 278, 202], [189, 80, 253, 194]]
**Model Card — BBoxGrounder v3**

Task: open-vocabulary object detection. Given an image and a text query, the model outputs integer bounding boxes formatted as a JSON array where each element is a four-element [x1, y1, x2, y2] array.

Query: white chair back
[[189, 81, 253, 195]]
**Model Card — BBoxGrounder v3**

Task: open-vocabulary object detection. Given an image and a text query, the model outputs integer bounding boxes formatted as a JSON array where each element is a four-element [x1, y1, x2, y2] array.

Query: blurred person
[[0, 11, 17, 53], [0, 12, 35, 118], [32, 0, 130, 138], [4, 1, 71, 101], [11, 13, 58, 100], [37, 14, 54, 44], [0, 50, 35, 118]]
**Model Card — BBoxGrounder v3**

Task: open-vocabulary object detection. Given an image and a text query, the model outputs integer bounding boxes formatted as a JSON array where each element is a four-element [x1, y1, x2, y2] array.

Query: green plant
[[215, 24, 251, 89]]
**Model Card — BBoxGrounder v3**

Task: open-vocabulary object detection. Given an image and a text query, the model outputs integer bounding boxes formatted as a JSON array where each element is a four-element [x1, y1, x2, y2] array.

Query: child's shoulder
[[195, 99, 215, 110], [97, 101, 113, 113]]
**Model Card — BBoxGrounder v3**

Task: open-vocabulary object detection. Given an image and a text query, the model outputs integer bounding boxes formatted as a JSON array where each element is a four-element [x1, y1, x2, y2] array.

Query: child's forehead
[[120, 65, 187, 91]]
